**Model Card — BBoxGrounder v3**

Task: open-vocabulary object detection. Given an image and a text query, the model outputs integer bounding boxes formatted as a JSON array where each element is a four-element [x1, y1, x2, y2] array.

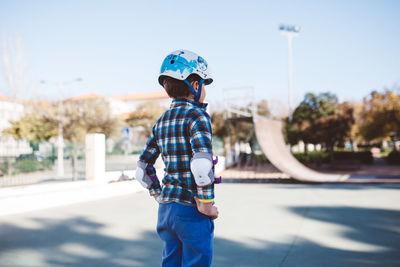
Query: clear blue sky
[[0, 0, 399, 109]]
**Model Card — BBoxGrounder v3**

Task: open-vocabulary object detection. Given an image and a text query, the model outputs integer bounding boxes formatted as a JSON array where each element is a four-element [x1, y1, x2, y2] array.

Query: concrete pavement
[[0, 180, 145, 216], [0, 183, 399, 266]]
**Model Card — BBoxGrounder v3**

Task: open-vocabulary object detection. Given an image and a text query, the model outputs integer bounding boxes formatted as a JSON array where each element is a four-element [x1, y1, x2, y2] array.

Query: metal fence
[[0, 136, 225, 187], [0, 140, 86, 187]]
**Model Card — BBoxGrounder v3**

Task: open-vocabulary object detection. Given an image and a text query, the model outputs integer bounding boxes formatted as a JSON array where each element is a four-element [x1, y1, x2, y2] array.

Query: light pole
[[40, 78, 82, 177], [279, 24, 300, 121]]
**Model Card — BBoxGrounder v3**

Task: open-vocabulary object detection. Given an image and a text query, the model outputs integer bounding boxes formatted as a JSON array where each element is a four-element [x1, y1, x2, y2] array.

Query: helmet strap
[[184, 79, 205, 102]]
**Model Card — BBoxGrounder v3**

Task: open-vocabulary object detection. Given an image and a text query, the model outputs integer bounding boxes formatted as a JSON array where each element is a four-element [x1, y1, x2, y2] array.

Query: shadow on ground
[[0, 206, 399, 266], [282, 206, 400, 266], [268, 184, 400, 191]]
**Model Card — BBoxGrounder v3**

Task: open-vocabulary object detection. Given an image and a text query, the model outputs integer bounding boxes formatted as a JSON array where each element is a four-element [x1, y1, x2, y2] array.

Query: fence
[[0, 135, 226, 187], [0, 139, 86, 187]]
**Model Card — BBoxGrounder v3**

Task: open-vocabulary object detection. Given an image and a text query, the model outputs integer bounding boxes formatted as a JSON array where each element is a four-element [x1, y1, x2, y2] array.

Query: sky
[[0, 0, 399, 112]]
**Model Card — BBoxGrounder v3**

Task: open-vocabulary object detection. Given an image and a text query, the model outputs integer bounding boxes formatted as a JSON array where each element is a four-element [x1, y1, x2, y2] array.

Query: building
[[0, 95, 31, 158], [62, 91, 170, 116], [110, 91, 170, 116], [0, 90, 171, 157]]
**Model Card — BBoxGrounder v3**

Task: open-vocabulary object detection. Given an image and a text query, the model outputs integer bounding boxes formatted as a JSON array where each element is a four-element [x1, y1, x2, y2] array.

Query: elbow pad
[[190, 152, 215, 187], [135, 161, 155, 189]]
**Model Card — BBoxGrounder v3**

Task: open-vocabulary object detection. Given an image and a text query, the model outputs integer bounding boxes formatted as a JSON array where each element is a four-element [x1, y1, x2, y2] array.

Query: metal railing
[[0, 141, 86, 187]]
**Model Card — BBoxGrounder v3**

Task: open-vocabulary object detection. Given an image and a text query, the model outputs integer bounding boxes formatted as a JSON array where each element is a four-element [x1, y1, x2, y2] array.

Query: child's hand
[[194, 197, 219, 220]]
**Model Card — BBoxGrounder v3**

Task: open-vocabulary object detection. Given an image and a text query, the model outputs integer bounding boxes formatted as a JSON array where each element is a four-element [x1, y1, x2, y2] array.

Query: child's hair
[[162, 74, 201, 99]]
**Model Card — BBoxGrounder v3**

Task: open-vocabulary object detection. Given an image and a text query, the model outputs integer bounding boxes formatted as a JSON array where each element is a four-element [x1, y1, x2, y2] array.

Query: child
[[135, 49, 219, 267]]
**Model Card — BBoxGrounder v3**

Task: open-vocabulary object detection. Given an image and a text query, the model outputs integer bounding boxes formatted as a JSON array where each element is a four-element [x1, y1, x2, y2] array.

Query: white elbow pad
[[190, 152, 215, 187], [135, 161, 154, 189]]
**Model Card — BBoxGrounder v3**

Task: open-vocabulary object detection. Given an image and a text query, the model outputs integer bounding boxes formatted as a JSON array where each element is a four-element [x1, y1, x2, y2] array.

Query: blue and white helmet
[[158, 50, 213, 101]]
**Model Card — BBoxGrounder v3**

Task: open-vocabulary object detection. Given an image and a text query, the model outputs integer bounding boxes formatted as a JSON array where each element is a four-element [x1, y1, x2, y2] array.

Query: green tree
[[284, 92, 354, 157]]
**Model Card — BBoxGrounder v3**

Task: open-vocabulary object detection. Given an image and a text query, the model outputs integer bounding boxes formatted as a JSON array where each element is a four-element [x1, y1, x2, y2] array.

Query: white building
[[110, 91, 170, 115], [62, 91, 171, 116], [0, 91, 171, 157], [0, 95, 32, 157]]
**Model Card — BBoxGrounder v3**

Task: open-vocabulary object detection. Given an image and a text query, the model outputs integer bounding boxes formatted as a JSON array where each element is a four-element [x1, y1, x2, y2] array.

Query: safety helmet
[[158, 49, 213, 102]]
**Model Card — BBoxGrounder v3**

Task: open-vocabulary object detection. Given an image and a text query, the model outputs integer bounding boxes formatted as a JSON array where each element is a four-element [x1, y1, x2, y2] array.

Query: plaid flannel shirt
[[138, 98, 214, 206]]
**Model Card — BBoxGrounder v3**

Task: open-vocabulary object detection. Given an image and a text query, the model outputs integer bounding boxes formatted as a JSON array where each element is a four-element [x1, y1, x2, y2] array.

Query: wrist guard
[[135, 161, 158, 189]]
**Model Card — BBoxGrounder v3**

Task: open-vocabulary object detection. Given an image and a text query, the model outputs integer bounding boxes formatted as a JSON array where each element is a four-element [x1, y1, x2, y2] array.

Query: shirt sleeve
[[139, 125, 161, 196], [188, 109, 215, 201]]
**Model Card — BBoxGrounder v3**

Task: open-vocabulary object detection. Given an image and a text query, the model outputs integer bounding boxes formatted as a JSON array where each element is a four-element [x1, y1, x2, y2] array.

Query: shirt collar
[[170, 98, 208, 111]]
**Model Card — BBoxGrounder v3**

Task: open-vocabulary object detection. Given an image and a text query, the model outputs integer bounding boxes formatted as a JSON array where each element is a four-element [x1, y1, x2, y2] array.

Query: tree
[[1, 35, 31, 100], [212, 100, 271, 142], [257, 100, 270, 117], [356, 89, 400, 146], [3, 98, 121, 179], [315, 101, 354, 151], [51, 99, 121, 179], [212, 100, 271, 160], [125, 101, 167, 137], [284, 92, 354, 157], [3, 103, 57, 151], [3, 109, 56, 143], [211, 112, 227, 140]]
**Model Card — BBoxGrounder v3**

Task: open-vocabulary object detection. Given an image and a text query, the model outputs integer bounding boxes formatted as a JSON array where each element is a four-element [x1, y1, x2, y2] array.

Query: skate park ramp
[[254, 116, 350, 182]]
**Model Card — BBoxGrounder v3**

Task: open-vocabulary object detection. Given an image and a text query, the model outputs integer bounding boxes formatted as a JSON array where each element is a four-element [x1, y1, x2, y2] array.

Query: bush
[[333, 151, 373, 164], [14, 159, 41, 172], [0, 160, 9, 176], [254, 152, 270, 164], [41, 159, 53, 170], [293, 151, 330, 165], [14, 159, 52, 173], [243, 150, 374, 165], [386, 150, 400, 165], [292, 151, 373, 165]]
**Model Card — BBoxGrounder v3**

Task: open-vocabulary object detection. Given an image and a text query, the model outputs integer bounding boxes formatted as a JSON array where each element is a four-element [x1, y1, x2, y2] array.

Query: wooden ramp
[[254, 116, 349, 182]]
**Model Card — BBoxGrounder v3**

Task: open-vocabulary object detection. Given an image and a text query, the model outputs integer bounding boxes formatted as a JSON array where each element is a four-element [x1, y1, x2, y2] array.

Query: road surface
[[0, 183, 399, 266]]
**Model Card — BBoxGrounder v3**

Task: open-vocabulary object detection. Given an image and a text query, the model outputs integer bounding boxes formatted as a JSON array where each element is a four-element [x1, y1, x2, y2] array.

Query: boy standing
[[135, 49, 219, 267]]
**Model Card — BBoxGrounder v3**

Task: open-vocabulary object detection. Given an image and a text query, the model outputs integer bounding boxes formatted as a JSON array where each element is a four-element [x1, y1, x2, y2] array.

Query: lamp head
[[293, 25, 301, 32]]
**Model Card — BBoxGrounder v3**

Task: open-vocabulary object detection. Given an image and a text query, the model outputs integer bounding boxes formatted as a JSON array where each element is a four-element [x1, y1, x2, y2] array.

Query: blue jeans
[[157, 202, 214, 267]]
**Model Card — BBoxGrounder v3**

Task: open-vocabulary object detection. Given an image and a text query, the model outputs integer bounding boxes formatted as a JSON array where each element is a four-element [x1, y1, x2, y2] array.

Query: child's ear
[[191, 81, 199, 91]]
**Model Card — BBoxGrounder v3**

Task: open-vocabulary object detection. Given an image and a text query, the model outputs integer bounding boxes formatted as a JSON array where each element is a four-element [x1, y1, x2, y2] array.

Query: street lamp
[[279, 24, 300, 121], [40, 78, 83, 177]]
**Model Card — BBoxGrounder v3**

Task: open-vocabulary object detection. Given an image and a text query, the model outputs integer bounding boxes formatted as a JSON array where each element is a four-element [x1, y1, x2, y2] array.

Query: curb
[[0, 180, 146, 217]]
